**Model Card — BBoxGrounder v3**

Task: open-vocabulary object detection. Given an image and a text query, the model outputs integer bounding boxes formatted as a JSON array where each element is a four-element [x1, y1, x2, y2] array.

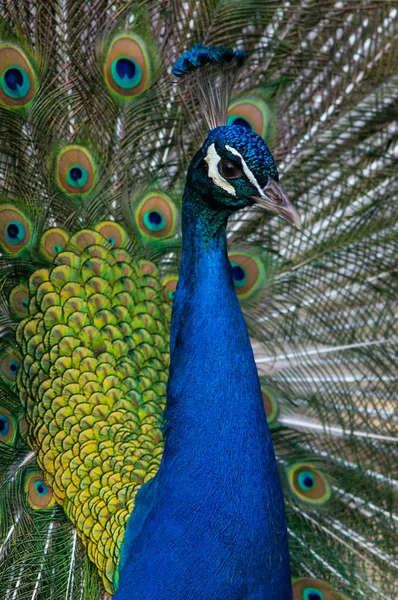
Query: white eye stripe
[[225, 145, 265, 198], [204, 144, 236, 196]]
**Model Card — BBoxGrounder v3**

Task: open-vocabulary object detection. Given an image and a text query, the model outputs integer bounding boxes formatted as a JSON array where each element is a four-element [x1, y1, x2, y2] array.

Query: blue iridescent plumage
[[115, 124, 294, 599], [172, 43, 246, 77], [205, 126, 280, 181]]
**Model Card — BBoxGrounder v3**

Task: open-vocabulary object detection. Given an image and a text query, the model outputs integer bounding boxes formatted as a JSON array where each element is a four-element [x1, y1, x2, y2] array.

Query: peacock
[[0, 1, 397, 599]]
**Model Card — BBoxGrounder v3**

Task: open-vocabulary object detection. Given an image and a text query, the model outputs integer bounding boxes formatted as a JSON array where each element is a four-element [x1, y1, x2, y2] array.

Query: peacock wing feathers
[[0, 1, 397, 599]]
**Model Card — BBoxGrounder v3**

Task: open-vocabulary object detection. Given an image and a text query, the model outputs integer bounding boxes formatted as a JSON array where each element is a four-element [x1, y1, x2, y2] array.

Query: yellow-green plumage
[[16, 228, 170, 593]]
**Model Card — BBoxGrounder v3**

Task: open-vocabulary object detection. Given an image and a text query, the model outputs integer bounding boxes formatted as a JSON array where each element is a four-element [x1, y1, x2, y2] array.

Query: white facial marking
[[204, 143, 236, 196], [225, 145, 265, 198]]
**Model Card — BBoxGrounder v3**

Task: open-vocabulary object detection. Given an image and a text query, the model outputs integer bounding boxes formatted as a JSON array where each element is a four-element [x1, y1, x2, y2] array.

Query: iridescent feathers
[[287, 464, 331, 506], [15, 227, 171, 593], [172, 43, 246, 78], [0, 204, 32, 255], [104, 34, 152, 100], [227, 95, 271, 140], [293, 579, 350, 600], [55, 146, 97, 198], [0, 43, 36, 109], [134, 192, 178, 240], [0, 4, 396, 600]]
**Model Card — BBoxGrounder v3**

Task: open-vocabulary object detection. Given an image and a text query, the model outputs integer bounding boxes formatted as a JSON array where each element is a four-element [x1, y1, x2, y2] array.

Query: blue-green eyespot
[[0, 408, 17, 445], [0, 44, 36, 108], [110, 56, 143, 90], [228, 252, 266, 299], [0, 352, 21, 383], [162, 276, 179, 304], [104, 34, 151, 99], [292, 578, 349, 600], [25, 472, 55, 509], [136, 192, 177, 239], [227, 96, 270, 139], [55, 146, 97, 197], [40, 228, 70, 260], [288, 464, 331, 505], [0, 205, 32, 255]]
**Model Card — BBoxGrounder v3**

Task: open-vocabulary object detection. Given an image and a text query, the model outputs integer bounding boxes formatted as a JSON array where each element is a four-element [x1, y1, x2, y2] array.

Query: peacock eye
[[218, 160, 242, 180]]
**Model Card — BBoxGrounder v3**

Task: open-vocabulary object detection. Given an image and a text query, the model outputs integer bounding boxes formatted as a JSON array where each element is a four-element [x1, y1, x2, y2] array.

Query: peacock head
[[187, 125, 301, 228]]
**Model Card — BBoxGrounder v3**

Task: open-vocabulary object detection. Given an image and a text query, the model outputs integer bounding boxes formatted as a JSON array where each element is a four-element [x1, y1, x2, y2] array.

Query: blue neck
[[115, 187, 292, 600], [167, 192, 262, 460]]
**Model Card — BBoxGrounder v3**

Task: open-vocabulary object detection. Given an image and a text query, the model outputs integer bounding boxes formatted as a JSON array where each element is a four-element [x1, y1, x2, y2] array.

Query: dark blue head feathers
[[172, 43, 246, 78], [205, 126, 279, 182]]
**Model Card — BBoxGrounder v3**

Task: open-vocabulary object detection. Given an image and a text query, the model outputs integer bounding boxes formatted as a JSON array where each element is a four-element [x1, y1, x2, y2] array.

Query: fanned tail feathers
[[0, 1, 397, 599]]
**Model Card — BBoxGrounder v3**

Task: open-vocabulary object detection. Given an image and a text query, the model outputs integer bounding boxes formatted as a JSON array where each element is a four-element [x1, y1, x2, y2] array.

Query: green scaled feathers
[[16, 228, 170, 593]]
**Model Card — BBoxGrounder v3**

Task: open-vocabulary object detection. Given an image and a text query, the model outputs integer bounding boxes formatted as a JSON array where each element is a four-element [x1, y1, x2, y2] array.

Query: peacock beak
[[253, 177, 301, 230]]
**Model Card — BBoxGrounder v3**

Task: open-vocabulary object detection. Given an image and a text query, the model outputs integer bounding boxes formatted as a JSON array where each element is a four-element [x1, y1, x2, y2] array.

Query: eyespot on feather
[[288, 464, 331, 505], [292, 578, 349, 600], [261, 388, 279, 424], [228, 252, 266, 299], [69, 229, 105, 252], [135, 192, 177, 239], [0, 351, 21, 384], [0, 44, 36, 108], [162, 276, 178, 303], [95, 221, 127, 248], [227, 96, 270, 139], [139, 261, 157, 276], [104, 34, 151, 99], [0, 205, 32, 255], [9, 283, 30, 318], [40, 228, 70, 260], [55, 146, 97, 196], [25, 472, 55, 510], [0, 407, 17, 445]]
